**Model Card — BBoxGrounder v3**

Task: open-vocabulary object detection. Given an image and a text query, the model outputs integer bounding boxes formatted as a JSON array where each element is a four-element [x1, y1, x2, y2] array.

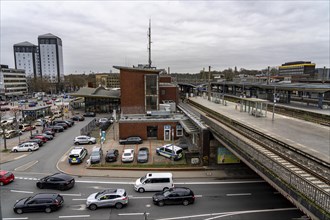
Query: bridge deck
[[189, 96, 330, 163]]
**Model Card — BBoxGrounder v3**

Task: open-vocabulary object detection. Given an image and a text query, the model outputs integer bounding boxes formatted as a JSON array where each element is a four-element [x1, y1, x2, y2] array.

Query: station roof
[[21, 106, 51, 111], [211, 82, 330, 93]]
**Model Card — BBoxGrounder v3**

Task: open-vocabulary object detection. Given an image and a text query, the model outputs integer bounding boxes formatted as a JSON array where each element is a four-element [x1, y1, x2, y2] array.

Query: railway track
[[186, 100, 330, 218]]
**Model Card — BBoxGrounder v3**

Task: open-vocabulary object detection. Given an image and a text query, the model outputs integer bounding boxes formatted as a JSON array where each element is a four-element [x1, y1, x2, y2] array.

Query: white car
[[98, 118, 109, 123], [74, 135, 96, 145], [121, 149, 134, 163], [12, 142, 39, 152]]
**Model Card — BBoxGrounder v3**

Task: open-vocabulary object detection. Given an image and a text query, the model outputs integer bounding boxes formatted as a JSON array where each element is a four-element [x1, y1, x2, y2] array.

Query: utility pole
[[267, 66, 270, 85], [322, 66, 326, 84], [208, 66, 211, 101], [272, 86, 276, 121], [148, 19, 152, 68]]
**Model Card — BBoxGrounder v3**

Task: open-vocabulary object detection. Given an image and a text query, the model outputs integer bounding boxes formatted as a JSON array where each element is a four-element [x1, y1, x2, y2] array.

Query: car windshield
[[4, 172, 12, 178], [140, 175, 147, 182], [69, 154, 79, 158], [123, 153, 131, 156], [24, 196, 33, 204], [163, 191, 171, 197], [139, 151, 147, 156], [91, 151, 99, 156]]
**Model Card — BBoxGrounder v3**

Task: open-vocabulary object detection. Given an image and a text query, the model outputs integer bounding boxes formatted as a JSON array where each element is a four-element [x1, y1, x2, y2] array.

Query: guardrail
[[202, 115, 330, 220]]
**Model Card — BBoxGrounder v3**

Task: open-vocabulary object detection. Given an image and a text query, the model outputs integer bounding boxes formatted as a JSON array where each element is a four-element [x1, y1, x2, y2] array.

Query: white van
[[134, 173, 173, 193]]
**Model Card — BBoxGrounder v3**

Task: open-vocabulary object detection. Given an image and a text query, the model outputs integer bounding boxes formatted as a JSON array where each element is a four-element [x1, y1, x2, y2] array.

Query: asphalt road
[[0, 114, 306, 220], [1, 173, 303, 220], [1, 117, 94, 173]]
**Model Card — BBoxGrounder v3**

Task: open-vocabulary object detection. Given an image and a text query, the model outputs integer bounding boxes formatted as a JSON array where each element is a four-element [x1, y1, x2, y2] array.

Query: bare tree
[[0, 110, 8, 151]]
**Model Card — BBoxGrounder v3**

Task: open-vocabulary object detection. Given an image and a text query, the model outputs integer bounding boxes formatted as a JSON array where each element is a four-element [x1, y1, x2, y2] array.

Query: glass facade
[[85, 97, 120, 113], [145, 74, 158, 111]]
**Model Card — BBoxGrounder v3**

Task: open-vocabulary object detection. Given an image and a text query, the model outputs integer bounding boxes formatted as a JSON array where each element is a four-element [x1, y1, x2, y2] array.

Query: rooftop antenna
[[148, 19, 152, 68]]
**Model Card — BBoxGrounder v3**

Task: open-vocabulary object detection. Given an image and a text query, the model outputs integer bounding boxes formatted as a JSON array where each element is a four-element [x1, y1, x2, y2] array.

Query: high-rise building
[[38, 33, 64, 83], [13, 41, 40, 78], [0, 64, 27, 100]]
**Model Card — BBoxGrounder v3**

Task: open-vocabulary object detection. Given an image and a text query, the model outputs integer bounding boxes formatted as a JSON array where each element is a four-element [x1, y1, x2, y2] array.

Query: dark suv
[[105, 149, 119, 162], [13, 193, 64, 214], [153, 187, 195, 206]]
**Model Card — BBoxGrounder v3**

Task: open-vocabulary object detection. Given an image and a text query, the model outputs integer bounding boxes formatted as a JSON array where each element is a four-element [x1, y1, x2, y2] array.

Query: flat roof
[[21, 106, 51, 111], [113, 65, 162, 73], [119, 113, 187, 123]]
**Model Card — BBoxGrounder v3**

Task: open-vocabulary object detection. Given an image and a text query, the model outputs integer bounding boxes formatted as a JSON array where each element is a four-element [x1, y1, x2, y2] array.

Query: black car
[[137, 147, 149, 163], [65, 119, 74, 126], [13, 193, 64, 214], [83, 112, 96, 117], [48, 125, 64, 132], [54, 123, 68, 129], [105, 149, 119, 162], [43, 130, 55, 137], [36, 173, 75, 191], [71, 115, 85, 121], [119, 136, 143, 145], [52, 120, 70, 128], [153, 187, 195, 206]]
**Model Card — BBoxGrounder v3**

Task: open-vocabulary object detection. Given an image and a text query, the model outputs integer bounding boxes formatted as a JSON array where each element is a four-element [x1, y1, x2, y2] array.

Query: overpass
[[178, 97, 330, 220]]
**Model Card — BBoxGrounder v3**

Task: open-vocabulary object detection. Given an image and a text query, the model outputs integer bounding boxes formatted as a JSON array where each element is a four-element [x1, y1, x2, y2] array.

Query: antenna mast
[[148, 19, 152, 68]]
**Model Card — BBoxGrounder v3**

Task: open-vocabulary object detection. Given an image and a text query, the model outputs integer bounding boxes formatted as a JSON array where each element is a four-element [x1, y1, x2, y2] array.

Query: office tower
[[13, 41, 40, 77], [38, 33, 64, 83]]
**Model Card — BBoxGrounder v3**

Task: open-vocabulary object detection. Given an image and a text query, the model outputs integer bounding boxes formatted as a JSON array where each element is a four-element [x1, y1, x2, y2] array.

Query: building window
[[161, 89, 165, 95], [176, 125, 183, 137], [145, 74, 158, 111]]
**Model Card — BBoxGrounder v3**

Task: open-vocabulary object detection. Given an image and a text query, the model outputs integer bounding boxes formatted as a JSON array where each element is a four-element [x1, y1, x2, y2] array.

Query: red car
[[34, 136, 48, 143], [46, 100, 52, 104], [0, 170, 15, 186]]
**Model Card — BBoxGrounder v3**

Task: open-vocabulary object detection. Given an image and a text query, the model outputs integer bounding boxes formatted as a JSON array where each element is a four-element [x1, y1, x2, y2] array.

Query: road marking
[[14, 160, 38, 171], [60, 193, 82, 196], [156, 207, 298, 220], [176, 180, 264, 185], [128, 195, 202, 199], [76, 180, 135, 184], [226, 193, 252, 197], [3, 218, 29, 220], [118, 213, 150, 216], [59, 215, 90, 218], [15, 177, 39, 181], [10, 190, 34, 194], [14, 154, 28, 160], [72, 198, 87, 201]]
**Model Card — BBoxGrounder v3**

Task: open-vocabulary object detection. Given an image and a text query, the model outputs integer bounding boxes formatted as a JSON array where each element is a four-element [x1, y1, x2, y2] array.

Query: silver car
[[86, 189, 128, 210], [74, 135, 96, 145]]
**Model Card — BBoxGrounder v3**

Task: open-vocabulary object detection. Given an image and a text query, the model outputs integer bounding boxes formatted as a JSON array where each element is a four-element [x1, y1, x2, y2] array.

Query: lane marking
[[10, 190, 34, 194], [14, 160, 39, 171], [156, 207, 299, 220], [176, 180, 265, 185], [118, 213, 150, 216], [59, 215, 90, 218], [60, 193, 82, 197], [14, 154, 28, 160], [72, 198, 87, 201], [3, 218, 29, 220], [76, 180, 134, 184], [226, 193, 252, 197], [128, 195, 202, 199]]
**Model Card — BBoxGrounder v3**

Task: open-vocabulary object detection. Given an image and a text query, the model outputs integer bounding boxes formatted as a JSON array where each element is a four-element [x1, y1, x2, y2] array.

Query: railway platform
[[188, 96, 330, 163]]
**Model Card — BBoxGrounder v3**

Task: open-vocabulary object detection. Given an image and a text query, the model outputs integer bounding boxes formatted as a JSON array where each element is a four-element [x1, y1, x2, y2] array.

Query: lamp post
[[272, 86, 276, 121]]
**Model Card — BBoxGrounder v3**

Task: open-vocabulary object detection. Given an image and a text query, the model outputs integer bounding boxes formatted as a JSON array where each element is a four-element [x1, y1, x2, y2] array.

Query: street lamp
[[272, 86, 276, 121]]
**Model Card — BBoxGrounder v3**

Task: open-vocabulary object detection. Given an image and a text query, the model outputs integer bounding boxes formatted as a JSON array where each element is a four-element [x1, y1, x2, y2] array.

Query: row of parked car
[[0, 171, 195, 214], [11, 119, 75, 152]]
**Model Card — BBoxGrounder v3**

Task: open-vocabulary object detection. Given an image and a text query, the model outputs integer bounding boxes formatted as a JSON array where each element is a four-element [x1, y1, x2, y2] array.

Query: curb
[[86, 166, 211, 171]]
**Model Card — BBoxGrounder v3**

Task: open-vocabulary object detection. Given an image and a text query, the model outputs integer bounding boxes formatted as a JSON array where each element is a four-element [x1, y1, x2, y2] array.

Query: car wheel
[[28, 149, 32, 152], [183, 200, 189, 206], [14, 149, 18, 152], [88, 141, 92, 144], [45, 207, 52, 213], [163, 187, 169, 191], [75, 142, 79, 145], [138, 188, 145, 193], [0, 182, 4, 186], [115, 202, 123, 209], [158, 201, 164, 206], [37, 183, 44, 189], [89, 204, 97, 211], [16, 208, 23, 214]]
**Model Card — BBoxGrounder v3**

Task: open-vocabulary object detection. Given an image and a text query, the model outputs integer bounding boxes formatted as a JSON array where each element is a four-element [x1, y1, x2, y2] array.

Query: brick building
[[114, 66, 182, 140]]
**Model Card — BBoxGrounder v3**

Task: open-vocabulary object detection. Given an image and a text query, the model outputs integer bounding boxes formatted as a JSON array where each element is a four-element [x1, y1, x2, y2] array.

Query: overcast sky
[[1, 1, 329, 74]]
